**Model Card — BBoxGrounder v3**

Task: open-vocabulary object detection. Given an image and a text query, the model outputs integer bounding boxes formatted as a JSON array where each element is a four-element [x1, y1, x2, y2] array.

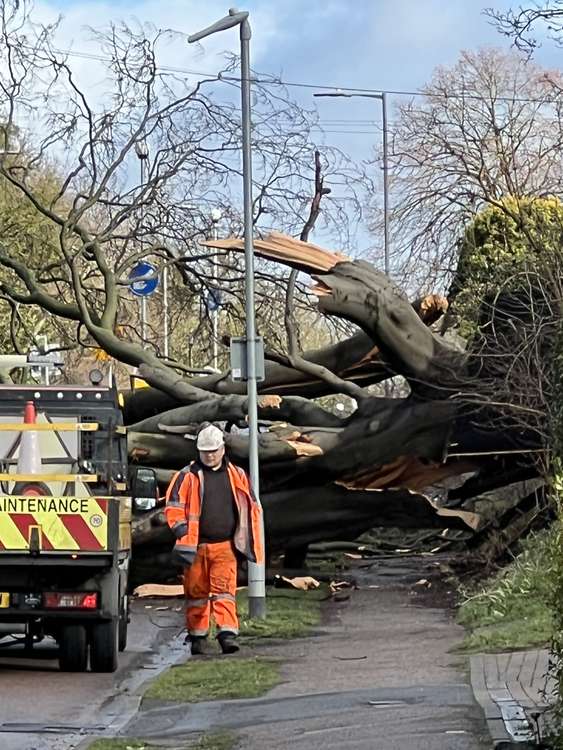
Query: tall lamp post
[[188, 9, 266, 619], [314, 91, 390, 278]]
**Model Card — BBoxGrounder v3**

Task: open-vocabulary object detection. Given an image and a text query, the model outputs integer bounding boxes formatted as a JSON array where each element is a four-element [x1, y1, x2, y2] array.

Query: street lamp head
[[313, 91, 350, 98], [313, 91, 383, 100], [187, 9, 249, 43], [134, 140, 149, 160]]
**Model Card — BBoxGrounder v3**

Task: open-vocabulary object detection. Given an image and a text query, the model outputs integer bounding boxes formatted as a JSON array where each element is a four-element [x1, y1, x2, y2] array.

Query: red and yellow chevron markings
[[0, 496, 108, 551]]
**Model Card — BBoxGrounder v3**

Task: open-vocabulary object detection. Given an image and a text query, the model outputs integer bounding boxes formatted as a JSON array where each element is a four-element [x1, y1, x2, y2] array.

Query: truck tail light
[[43, 592, 98, 609]]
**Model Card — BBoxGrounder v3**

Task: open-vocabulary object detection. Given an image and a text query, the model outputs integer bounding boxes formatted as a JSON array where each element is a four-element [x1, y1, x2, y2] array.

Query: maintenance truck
[[0, 379, 157, 672]]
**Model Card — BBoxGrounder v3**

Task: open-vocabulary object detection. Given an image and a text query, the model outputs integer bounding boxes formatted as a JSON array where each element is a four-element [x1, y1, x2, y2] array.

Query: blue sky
[[36, 0, 560, 158]]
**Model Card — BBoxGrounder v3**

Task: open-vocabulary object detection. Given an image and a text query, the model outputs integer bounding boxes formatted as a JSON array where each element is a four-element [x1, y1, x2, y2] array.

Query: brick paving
[[470, 649, 554, 746]]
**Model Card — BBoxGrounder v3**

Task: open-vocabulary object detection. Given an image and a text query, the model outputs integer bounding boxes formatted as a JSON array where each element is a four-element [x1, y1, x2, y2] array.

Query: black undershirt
[[197, 460, 238, 544]]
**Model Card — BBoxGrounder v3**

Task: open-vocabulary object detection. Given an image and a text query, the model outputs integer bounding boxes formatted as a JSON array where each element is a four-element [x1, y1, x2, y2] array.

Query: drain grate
[[498, 702, 535, 742]]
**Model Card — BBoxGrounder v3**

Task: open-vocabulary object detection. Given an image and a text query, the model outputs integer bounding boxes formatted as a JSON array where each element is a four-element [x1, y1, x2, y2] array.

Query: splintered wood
[[204, 231, 349, 273]]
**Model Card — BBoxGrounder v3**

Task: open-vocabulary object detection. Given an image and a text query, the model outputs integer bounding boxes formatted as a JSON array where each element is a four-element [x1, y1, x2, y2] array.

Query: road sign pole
[[163, 266, 169, 358], [141, 296, 147, 343], [211, 219, 219, 370]]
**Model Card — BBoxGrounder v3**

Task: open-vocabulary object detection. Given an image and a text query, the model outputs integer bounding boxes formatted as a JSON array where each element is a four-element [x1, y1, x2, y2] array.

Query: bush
[[457, 528, 556, 652]]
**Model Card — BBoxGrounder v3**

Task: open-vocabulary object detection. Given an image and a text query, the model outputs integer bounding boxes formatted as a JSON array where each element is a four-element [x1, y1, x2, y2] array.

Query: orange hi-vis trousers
[[183, 541, 239, 637]]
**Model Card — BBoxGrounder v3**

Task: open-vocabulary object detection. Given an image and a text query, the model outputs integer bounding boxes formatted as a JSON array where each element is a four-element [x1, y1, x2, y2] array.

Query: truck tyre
[[90, 620, 118, 673], [118, 594, 128, 652], [59, 624, 88, 672]]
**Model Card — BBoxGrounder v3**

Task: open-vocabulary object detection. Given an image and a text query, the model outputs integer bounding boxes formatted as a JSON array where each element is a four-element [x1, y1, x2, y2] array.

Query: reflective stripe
[[186, 598, 210, 608], [189, 628, 209, 637], [167, 470, 187, 506], [173, 545, 197, 566], [176, 544, 197, 553], [188, 514, 200, 522], [197, 469, 204, 507], [210, 592, 236, 603], [217, 626, 239, 635], [172, 521, 187, 539]]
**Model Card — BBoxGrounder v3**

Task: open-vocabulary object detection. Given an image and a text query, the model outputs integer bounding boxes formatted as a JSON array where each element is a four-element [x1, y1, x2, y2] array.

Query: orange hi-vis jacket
[[165, 460, 264, 567]]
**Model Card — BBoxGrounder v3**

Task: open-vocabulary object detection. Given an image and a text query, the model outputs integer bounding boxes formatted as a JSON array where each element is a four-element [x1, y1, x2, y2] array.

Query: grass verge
[[87, 732, 234, 750], [238, 586, 324, 640], [143, 656, 280, 702], [457, 528, 555, 652]]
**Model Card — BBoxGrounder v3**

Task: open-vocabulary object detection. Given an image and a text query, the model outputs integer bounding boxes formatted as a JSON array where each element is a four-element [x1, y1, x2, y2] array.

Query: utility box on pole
[[229, 337, 265, 383]]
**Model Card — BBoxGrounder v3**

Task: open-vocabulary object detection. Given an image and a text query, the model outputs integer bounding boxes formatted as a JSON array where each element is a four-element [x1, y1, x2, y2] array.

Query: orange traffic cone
[[17, 401, 41, 475]]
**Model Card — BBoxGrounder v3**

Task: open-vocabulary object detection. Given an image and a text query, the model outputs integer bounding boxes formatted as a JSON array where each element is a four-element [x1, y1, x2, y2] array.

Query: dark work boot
[[188, 635, 209, 656], [217, 632, 240, 655]]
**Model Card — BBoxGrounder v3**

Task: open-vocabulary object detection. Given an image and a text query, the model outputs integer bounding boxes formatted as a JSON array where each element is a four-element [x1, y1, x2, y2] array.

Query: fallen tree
[[124, 228, 549, 580]]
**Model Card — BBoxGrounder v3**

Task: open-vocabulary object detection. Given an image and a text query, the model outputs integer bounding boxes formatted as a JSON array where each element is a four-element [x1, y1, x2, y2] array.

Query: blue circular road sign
[[129, 262, 159, 297], [206, 288, 223, 312]]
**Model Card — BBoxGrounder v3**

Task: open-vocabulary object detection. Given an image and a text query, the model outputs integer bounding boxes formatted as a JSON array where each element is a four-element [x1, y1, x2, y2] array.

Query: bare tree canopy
[[378, 48, 563, 292], [485, 1, 563, 52]]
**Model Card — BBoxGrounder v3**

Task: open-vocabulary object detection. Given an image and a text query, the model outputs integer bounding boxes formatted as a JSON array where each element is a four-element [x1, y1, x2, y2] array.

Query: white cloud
[[31, 0, 279, 97]]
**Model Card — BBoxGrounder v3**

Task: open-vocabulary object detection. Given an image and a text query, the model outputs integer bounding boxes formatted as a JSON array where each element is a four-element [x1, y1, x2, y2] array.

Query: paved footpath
[[127, 557, 492, 749], [471, 648, 554, 747]]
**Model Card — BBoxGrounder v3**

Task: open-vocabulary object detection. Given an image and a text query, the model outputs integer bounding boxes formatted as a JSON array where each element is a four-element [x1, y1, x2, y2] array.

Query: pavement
[[471, 649, 554, 747], [126, 556, 493, 749]]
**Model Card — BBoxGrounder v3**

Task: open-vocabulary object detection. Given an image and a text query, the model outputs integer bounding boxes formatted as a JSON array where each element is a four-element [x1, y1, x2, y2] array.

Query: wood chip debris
[[414, 578, 432, 588], [329, 580, 356, 594], [274, 575, 321, 591], [133, 583, 184, 598]]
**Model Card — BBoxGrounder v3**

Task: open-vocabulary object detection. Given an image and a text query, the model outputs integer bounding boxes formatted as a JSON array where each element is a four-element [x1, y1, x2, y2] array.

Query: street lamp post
[[188, 8, 266, 619], [314, 91, 390, 278]]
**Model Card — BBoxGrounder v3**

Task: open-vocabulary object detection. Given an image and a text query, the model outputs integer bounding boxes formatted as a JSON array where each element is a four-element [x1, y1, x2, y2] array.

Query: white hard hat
[[196, 424, 225, 451]]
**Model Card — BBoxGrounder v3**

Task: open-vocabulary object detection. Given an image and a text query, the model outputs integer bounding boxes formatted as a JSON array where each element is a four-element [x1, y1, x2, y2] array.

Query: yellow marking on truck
[[0, 423, 99, 432], [25, 508, 79, 550], [0, 513, 27, 548], [83, 498, 109, 548], [0, 593, 9, 607], [0, 474, 98, 483], [0, 496, 109, 551]]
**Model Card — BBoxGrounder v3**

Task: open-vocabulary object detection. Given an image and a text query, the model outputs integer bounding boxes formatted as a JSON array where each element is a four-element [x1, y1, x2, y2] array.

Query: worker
[[165, 423, 263, 655]]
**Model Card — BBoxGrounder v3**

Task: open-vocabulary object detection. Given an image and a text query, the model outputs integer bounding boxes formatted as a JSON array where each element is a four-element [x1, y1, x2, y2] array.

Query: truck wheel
[[118, 594, 128, 652], [90, 620, 118, 673], [59, 624, 88, 672]]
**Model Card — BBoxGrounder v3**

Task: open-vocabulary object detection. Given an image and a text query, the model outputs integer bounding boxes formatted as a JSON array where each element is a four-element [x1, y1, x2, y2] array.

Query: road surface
[[0, 598, 184, 750]]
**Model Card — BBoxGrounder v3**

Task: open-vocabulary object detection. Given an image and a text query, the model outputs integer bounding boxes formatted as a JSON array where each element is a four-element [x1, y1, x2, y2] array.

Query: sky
[[33, 0, 561, 149], [27, 0, 562, 254]]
